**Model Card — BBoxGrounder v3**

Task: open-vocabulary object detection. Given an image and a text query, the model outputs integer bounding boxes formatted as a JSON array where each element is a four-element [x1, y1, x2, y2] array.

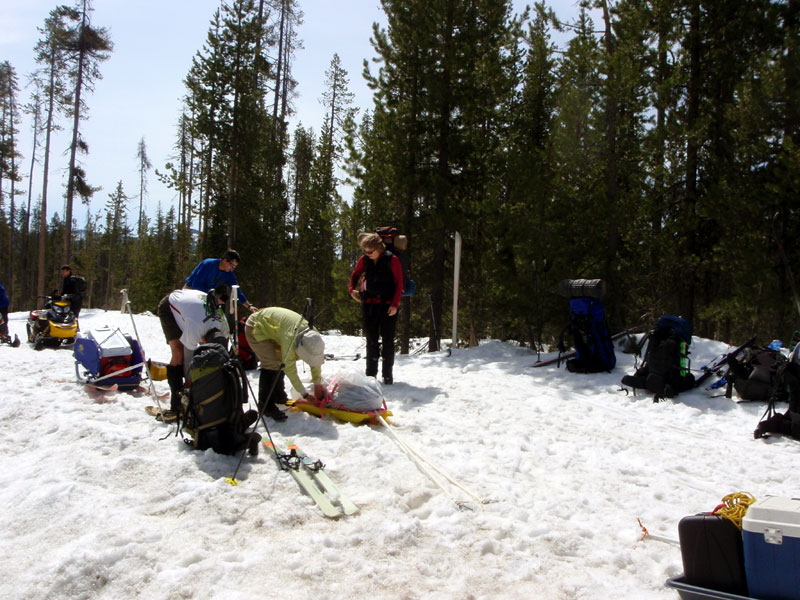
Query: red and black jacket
[[349, 251, 403, 308]]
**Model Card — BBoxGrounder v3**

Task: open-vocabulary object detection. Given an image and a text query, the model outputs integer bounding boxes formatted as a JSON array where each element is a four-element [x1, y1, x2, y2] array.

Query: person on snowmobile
[[244, 307, 326, 422], [58, 265, 83, 318], [156, 285, 230, 421]]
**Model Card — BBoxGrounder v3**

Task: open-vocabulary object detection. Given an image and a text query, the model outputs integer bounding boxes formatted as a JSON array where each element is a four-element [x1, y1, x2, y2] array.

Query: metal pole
[[120, 289, 163, 412], [452, 231, 461, 349]]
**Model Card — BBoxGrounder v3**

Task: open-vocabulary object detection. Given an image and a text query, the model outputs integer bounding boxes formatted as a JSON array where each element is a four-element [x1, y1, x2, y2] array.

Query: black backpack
[[375, 226, 416, 297], [622, 315, 695, 399], [754, 348, 800, 440], [180, 343, 259, 455], [557, 296, 616, 373], [73, 275, 87, 293], [725, 346, 786, 401]]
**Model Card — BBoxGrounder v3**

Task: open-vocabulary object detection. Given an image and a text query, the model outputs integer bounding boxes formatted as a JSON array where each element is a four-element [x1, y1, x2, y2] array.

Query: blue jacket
[[185, 258, 248, 304], [0, 281, 9, 309]]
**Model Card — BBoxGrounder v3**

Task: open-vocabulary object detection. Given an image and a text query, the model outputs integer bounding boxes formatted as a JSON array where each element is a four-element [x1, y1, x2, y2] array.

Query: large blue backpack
[[558, 297, 616, 373]]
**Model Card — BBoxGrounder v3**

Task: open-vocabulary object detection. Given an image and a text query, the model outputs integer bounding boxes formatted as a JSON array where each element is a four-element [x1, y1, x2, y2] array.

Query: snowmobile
[[26, 294, 79, 350]]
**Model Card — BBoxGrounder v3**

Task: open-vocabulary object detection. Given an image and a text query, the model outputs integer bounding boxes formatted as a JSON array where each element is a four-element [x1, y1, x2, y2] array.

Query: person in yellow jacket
[[244, 307, 326, 421]]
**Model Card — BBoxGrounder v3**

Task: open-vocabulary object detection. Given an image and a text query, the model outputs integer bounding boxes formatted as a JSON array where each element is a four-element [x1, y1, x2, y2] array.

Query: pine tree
[[61, 0, 112, 266], [33, 5, 76, 303], [0, 61, 23, 292], [136, 137, 152, 236]]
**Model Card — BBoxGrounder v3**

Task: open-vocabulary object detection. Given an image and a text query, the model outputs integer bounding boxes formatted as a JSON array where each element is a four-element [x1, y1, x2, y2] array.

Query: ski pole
[[120, 289, 164, 414], [229, 298, 313, 484], [428, 293, 439, 352], [230, 285, 240, 356]]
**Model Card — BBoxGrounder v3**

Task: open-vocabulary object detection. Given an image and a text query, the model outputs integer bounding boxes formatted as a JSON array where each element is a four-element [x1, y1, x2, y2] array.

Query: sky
[[1, 306, 796, 598], [0, 0, 587, 228]]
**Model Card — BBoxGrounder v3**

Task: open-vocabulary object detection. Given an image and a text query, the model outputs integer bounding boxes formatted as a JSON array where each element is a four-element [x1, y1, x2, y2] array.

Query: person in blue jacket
[[184, 249, 257, 313]]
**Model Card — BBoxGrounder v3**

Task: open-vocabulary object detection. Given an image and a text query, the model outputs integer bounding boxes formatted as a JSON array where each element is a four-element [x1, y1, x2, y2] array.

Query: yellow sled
[[287, 399, 392, 424]]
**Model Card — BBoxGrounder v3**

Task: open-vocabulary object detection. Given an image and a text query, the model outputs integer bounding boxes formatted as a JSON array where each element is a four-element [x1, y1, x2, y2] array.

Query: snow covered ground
[[0, 307, 797, 600]]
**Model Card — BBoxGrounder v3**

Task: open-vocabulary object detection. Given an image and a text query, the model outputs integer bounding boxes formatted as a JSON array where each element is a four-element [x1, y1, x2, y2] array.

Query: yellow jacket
[[247, 306, 322, 393]]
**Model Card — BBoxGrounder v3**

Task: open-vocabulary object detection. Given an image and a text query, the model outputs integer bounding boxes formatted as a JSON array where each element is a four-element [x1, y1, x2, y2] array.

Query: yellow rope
[[715, 492, 756, 530]]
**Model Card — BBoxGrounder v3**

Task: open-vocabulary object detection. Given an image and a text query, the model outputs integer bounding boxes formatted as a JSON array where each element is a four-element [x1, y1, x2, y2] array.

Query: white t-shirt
[[168, 289, 229, 350]]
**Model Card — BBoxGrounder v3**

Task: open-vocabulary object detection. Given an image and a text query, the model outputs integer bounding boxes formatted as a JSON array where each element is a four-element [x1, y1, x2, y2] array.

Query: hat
[[61, 265, 71, 271], [295, 328, 325, 367]]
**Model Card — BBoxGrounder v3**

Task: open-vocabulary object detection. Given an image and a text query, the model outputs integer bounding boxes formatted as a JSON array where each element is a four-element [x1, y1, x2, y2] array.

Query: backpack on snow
[[180, 342, 259, 455], [621, 315, 695, 400], [557, 296, 616, 373], [723, 344, 786, 401], [374, 226, 416, 297], [754, 345, 800, 440]]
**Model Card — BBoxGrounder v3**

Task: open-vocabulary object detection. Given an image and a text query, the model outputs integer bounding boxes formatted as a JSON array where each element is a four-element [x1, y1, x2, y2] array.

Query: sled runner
[[74, 326, 145, 389]]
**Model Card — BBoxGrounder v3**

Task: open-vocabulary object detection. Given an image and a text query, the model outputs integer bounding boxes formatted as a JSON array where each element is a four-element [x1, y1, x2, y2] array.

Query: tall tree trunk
[[22, 102, 40, 304], [600, 0, 619, 293], [62, 0, 90, 265], [681, 0, 702, 323], [37, 49, 59, 304]]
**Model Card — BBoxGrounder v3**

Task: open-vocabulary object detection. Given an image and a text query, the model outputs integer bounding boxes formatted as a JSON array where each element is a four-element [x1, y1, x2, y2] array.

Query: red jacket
[[349, 251, 403, 309]]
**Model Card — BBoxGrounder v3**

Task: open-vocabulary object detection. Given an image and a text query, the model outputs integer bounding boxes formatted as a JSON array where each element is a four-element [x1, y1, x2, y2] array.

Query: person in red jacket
[[349, 232, 403, 384]]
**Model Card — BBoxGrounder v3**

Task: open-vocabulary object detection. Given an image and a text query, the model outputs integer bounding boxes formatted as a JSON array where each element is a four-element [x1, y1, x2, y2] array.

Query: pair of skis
[[693, 334, 758, 388], [264, 441, 358, 519]]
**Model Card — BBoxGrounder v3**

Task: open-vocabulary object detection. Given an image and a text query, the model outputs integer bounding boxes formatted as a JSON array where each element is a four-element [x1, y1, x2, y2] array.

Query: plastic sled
[[287, 399, 392, 424], [74, 326, 144, 389]]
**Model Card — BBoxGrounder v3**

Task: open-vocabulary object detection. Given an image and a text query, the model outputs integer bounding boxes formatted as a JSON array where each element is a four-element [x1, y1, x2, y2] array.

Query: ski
[[262, 441, 346, 518], [144, 405, 177, 422], [531, 326, 641, 368], [694, 334, 758, 388], [86, 381, 119, 392], [290, 443, 359, 516]]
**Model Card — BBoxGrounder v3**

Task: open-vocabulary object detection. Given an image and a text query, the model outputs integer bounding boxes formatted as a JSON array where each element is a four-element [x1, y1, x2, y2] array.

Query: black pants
[[362, 302, 397, 378]]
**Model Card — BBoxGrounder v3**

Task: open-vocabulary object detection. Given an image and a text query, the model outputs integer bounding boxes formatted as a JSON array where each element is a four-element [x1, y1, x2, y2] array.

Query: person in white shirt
[[155, 285, 229, 420]]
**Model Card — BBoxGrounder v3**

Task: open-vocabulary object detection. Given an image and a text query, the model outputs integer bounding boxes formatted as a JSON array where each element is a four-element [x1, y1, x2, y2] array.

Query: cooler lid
[[86, 327, 132, 357], [742, 496, 800, 536]]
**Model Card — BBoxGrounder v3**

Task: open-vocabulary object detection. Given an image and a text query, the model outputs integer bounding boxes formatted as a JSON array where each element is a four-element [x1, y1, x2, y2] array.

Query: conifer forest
[[1, 0, 798, 352]]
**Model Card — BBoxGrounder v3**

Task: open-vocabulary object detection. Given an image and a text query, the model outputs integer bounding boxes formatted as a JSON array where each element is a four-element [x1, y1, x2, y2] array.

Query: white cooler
[[86, 327, 132, 357], [742, 496, 800, 600]]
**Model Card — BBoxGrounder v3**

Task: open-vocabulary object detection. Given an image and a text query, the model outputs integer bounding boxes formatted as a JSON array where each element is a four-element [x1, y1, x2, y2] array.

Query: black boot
[[366, 356, 379, 378], [165, 364, 184, 420], [382, 358, 394, 385], [258, 369, 287, 422]]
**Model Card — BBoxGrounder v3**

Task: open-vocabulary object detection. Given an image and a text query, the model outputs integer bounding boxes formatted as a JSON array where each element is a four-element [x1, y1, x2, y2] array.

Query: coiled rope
[[713, 492, 756, 530]]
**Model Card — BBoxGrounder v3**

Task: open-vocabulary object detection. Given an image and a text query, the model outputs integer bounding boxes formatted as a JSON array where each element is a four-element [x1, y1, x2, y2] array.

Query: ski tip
[[225, 477, 238, 486]]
